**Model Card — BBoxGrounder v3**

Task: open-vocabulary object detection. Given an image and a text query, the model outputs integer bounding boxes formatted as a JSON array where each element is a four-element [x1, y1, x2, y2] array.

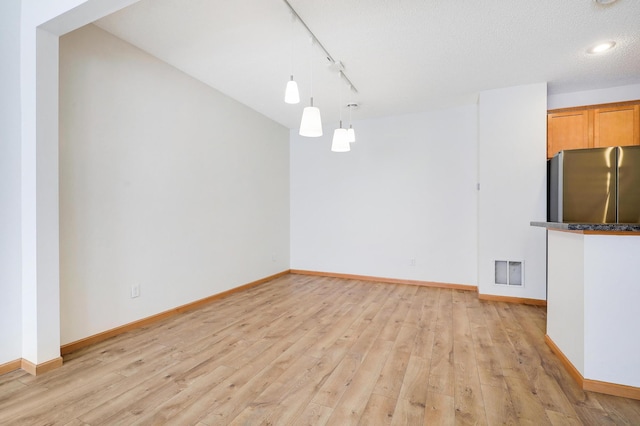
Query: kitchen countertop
[[530, 221, 640, 232]]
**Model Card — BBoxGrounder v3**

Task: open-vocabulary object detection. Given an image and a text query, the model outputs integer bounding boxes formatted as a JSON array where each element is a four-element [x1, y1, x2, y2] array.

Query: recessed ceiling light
[[594, 0, 617, 4], [587, 41, 616, 54]]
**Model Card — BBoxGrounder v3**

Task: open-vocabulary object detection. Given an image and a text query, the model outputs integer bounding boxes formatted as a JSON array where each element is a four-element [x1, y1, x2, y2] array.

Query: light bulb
[[587, 41, 616, 54]]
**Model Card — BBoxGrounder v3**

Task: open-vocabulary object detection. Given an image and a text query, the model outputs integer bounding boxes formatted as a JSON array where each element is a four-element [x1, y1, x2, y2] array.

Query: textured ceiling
[[94, 0, 640, 129]]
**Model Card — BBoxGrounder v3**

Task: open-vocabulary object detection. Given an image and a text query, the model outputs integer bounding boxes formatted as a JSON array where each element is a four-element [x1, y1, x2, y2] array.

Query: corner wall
[[0, 0, 23, 365], [478, 83, 548, 300], [59, 25, 290, 345], [290, 105, 478, 286]]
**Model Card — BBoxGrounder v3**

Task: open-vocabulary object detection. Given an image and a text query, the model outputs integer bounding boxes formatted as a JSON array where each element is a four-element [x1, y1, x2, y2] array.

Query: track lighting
[[284, 13, 300, 104], [299, 38, 322, 137], [300, 97, 323, 137], [346, 103, 357, 143], [331, 123, 350, 152], [285, 76, 300, 104], [282, 0, 361, 148], [331, 75, 350, 152]]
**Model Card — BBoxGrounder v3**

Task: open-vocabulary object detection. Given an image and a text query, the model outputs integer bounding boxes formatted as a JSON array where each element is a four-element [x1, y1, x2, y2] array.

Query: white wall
[[18, 0, 140, 366], [548, 83, 640, 110], [58, 25, 290, 345], [291, 105, 478, 286], [547, 231, 640, 387], [0, 0, 23, 365], [584, 235, 640, 387], [547, 231, 585, 374], [478, 83, 547, 300]]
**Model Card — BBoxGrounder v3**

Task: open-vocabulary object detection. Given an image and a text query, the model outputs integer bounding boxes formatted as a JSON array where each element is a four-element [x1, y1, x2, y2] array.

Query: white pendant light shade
[[331, 128, 350, 152], [346, 126, 356, 143], [299, 99, 322, 137], [284, 76, 300, 104]]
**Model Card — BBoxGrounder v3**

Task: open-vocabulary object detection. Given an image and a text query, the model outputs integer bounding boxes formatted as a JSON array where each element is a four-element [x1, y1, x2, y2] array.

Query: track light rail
[[281, 0, 359, 94]]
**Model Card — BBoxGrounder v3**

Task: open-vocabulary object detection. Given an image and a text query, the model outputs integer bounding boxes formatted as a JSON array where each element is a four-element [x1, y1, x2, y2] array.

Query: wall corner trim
[[60, 270, 291, 356], [290, 269, 477, 292], [545, 334, 640, 400], [21, 357, 63, 376], [545, 334, 584, 387]]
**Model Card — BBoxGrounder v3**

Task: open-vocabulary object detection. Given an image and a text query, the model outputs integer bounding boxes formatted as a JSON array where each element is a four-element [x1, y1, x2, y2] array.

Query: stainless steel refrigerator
[[548, 146, 640, 223]]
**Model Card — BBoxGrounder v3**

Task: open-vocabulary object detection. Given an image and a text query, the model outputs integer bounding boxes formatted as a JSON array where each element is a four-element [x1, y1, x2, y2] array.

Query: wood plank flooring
[[1, 274, 639, 425]]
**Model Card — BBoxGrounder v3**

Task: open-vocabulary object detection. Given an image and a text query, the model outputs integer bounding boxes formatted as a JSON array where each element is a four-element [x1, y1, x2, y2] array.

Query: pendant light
[[282, 0, 360, 143], [285, 77, 300, 104], [331, 74, 350, 152], [284, 13, 300, 104], [299, 38, 322, 137], [346, 102, 357, 143], [346, 125, 356, 143], [331, 122, 350, 152], [300, 99, 322, 137]]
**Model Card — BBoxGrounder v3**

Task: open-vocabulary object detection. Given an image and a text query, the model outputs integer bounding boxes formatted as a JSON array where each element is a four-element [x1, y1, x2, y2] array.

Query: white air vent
[[495, 260, 524, 286]]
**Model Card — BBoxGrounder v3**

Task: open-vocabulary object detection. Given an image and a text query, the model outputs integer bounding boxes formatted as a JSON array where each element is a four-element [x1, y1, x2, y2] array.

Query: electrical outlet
[[410, 258, 416, 267], [131, 284, 140, 299]]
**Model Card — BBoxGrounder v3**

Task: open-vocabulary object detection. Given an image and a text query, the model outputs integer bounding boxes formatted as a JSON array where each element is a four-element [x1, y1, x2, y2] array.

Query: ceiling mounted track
[[281, 0, 359, 94]]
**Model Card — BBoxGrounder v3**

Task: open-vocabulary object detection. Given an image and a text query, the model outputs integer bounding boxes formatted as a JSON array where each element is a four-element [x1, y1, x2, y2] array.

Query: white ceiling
[[94, 0, 640, 129]]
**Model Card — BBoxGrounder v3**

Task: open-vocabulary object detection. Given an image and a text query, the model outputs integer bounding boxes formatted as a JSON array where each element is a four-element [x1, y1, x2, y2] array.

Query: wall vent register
[[495, 260, 523, 286]]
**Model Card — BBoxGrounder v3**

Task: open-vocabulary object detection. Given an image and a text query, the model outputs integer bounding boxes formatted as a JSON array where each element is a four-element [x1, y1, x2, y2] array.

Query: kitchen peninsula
[[531, 222, 640, 400]]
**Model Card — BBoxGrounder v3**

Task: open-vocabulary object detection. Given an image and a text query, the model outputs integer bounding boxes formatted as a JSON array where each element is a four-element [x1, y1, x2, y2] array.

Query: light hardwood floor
[[1, 274, 639, 425]]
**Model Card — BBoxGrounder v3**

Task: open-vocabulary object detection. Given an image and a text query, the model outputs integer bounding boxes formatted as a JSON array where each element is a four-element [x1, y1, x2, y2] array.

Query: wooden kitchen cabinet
[[547, 110, 590, 158], [547, 100, 640, 158], [593, 104, 640, 148]]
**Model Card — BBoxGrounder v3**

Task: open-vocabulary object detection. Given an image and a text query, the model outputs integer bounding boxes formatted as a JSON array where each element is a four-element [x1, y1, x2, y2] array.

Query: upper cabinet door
[[593, 104, 640, 148], [547, 110, 590, 159]]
